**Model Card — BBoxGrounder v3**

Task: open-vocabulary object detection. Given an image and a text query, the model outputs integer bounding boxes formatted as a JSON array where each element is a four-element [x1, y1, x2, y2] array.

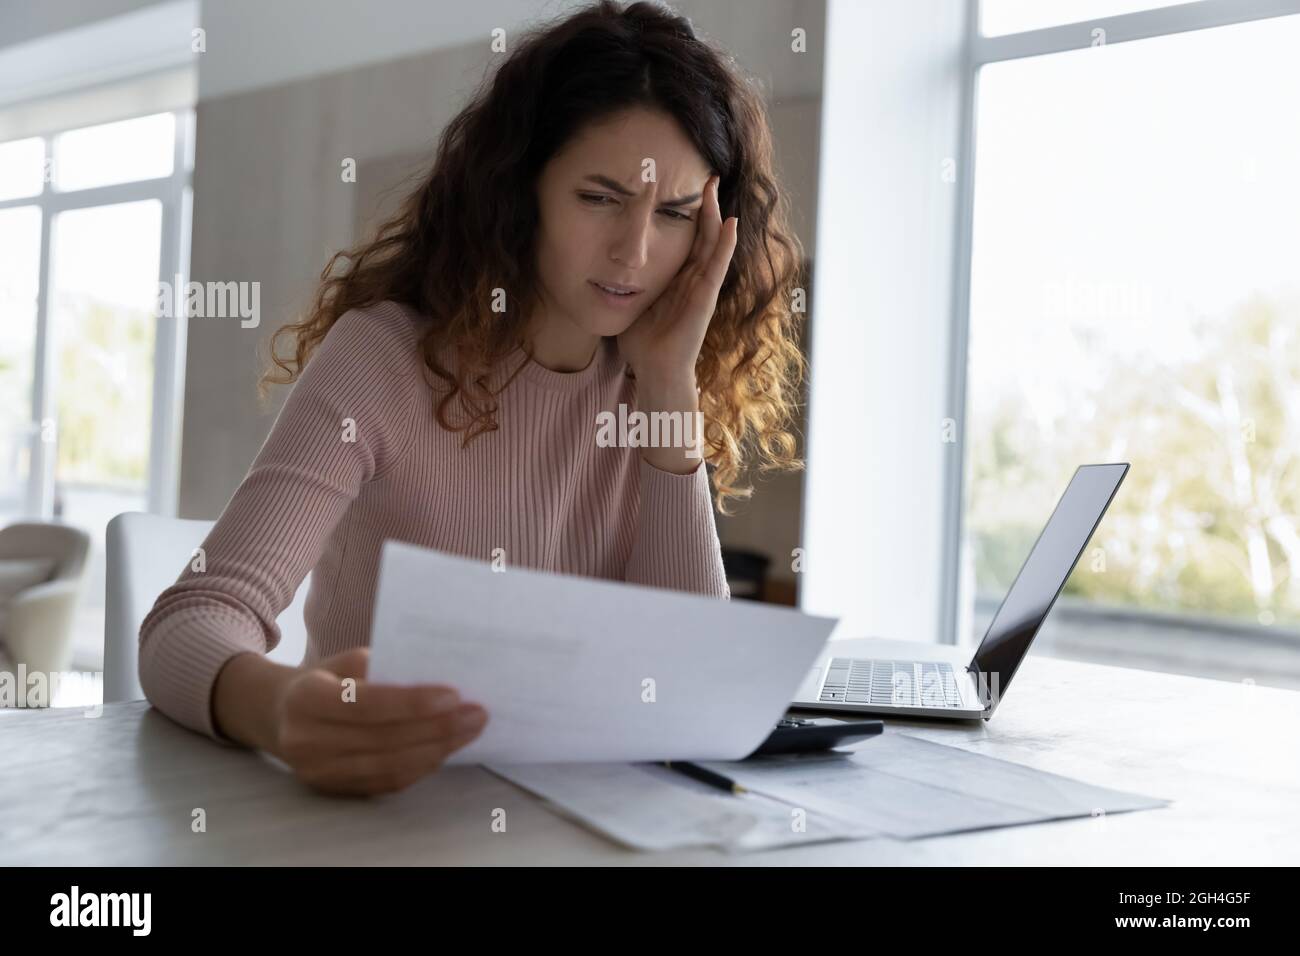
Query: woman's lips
[[589, 280, 644, 307]]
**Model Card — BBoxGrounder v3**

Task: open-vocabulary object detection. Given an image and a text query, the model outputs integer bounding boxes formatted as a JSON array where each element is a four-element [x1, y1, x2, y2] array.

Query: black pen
[[662, 760, 748, 794]]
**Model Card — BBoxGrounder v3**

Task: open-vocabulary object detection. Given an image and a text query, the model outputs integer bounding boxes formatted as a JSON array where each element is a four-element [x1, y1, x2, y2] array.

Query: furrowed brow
[[582, 173, 703, 207]]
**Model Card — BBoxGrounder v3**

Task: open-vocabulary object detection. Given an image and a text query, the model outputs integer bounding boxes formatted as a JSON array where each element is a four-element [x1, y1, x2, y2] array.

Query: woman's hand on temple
[[616, 173, 738, 385]]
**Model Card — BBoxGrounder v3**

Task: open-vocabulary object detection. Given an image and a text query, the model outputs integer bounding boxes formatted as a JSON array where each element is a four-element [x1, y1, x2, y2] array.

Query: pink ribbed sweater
[[138, 299, 730, 742]]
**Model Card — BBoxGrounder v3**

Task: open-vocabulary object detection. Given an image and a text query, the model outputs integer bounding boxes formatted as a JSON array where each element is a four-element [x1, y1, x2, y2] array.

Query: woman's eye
[[579, 194, 692, 221]]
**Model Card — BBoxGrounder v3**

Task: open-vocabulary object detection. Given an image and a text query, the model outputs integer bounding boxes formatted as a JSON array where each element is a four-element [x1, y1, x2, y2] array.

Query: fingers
[[684, 174, 721, 272], [320, 646, 370, 680], [298, 723, 489, 796], [691, 174, 737, 290], [282, 702, 488, 759], [703, 213, 739, 290], [699, 174, 723, 268], [276, 651, 493, 796], [299, 666, 463, 725]]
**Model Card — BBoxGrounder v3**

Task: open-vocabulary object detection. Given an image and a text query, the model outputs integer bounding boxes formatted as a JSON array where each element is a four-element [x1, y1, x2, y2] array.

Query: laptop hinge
[[966, 663, 991, 710]]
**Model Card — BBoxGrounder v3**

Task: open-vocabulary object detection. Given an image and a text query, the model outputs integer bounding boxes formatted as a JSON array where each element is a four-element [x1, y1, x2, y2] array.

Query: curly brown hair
[[259, 0, 806, 513]]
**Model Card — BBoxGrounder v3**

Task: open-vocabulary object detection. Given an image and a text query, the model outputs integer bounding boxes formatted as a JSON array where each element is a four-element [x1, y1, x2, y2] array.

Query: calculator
[[747, 714, 885, 757]]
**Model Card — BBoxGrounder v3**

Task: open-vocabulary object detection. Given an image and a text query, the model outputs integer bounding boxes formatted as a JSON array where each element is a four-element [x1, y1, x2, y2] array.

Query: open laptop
[[791, 463, 1130, 721]]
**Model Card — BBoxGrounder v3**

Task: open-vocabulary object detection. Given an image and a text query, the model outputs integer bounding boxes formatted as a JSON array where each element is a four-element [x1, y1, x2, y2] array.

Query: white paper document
[[367, 540, 839, 765], [698, 733, 1172, 839], [485, 761, 881, 852], [487, 733, 1171, 852]]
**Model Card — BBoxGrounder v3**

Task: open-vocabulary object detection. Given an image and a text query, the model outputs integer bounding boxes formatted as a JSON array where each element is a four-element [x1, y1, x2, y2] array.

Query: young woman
[[139, 0, 806, 796]]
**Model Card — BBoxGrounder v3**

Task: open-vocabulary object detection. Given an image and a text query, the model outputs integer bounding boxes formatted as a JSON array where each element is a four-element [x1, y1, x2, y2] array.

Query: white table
[[3, 637, 1297, 864]]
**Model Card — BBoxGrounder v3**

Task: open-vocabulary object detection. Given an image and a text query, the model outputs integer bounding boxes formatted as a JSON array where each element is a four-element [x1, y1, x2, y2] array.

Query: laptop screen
[[971, 463, 1129, 710]]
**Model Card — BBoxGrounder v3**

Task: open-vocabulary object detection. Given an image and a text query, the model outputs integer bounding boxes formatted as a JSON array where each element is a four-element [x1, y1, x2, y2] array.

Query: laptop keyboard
[[819, 658, 965, 708]]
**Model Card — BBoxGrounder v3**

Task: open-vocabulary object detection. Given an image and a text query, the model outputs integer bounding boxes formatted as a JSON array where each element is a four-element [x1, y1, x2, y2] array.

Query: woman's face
[[532, 106, 712, 339]]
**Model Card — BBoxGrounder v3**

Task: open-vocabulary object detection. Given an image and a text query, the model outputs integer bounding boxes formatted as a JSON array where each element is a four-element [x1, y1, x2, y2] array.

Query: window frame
[[941, 0, 1300, 643], [0, 107, 194, 521]]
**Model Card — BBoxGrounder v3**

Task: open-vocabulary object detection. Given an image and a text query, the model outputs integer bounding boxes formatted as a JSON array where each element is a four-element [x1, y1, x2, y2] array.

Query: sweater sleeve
[[623, 456, 731, 599], [137, 301, 422, 743]]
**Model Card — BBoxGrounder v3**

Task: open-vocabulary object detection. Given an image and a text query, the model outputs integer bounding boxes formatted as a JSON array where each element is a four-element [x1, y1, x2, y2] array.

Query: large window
[[0, 109, 193, 663], [48, 199, 165, 526], [958, 1, 1300, 684], [0, 203, 41, 518]]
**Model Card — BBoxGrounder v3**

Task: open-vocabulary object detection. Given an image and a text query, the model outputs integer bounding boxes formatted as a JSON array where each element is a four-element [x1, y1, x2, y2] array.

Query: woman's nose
[[608, 210, 652, 270]]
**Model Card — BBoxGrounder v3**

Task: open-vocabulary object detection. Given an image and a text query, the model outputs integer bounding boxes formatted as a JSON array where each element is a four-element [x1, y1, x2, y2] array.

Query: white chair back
[[104, 512, 310, 704]]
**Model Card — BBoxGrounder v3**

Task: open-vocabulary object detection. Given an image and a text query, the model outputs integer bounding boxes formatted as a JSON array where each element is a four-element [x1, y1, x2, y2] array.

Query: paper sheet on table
[[489, 734, 1171, 852], [698, 732, 1173, 839], [367, 540, 839, 765], [486, 762, 882, 851]]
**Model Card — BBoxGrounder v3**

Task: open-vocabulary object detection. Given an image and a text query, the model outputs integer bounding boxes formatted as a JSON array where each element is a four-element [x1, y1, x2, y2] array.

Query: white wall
[[195, 0, 826, 101], [800, 0, 968, 644], [195, 0, 587, 100], [0, 0, 166, 49], [0, 0, 197, 114]]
